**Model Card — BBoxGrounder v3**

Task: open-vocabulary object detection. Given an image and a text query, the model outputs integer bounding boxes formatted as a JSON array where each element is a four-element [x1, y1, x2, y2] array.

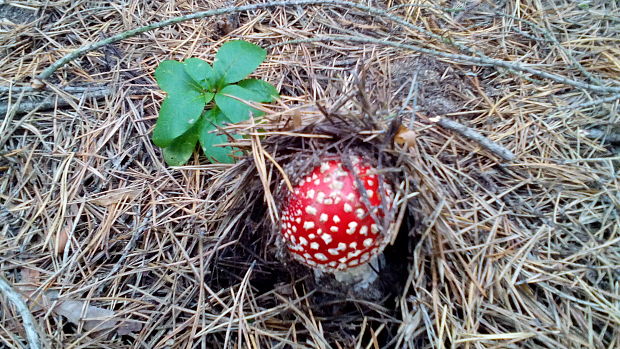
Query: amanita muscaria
[[280, 155, 394, 273]]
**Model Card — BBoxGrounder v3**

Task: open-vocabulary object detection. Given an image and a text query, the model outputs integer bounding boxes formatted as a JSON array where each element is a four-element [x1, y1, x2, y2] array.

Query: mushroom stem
[[328, 255, 383, 288]]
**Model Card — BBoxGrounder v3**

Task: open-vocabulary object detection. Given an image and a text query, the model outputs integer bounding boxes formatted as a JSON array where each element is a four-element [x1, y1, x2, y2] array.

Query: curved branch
[[0, 275, 41, 349], [36, 0, 450, 81], [35, 0, 620, 95], [268, 36, 620, 94]]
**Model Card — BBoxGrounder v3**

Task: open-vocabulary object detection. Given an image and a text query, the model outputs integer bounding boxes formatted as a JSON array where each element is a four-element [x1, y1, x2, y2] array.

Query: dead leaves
[[29, 186, 144, 336], [44, 291, 142, 335], [18, 268, 142, 337]]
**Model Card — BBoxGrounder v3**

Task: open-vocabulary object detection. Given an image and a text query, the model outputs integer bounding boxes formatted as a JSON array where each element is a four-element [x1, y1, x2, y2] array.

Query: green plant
[[152, 40, 279, 166]]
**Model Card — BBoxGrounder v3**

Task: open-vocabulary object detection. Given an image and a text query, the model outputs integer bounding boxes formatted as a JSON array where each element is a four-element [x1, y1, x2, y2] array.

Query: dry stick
[[34, 0, 620, 94], [558, 93, 620, 110], [0, 85, 116, 94], [490, 10, 603, 85], [431, 116, 516, 161], [0, 88, 113, 115], [0, 276, 41, 349], [101, 213, 153, 287], [581, 129, 620, 143], [388, 3, 603, 85], [268, 36, 620, 94], [399, 58, 421, 129], [35, 0, 464, 82]]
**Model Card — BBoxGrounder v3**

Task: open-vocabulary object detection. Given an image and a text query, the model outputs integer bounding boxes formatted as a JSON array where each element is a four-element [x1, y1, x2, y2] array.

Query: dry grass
[[1, 0, 619, 348]]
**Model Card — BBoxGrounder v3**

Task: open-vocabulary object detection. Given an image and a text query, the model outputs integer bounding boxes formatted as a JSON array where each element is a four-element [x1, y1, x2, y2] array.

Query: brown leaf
[[55, 225, 70, 255], [285, 112, 302, 130], [46, 291, 142, 335], [18, 268, 41, 299], [20, 268, 41, 284], [394, 125, 417, 147]]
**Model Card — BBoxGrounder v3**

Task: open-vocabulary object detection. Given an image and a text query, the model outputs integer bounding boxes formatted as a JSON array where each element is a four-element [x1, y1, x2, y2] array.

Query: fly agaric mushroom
[[280, 156, 393, 276]]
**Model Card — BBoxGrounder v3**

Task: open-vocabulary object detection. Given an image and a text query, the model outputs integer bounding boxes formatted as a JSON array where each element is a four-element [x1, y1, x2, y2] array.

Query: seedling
[[152, 40, 279, 166]]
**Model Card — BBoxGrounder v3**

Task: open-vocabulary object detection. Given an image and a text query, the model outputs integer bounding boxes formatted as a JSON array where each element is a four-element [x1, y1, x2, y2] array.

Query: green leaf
[[213, 40, 266, 85], [162, 119, 201, 166], [152, 92, 206, 147], [202, 92, 214, 104], [199, 108, 239, 163], [184, 58, 213, 82], [237, 79, 279, 102], [215, 85, 264, 123], [184, 58, 219, 91], [155, 60, 200, 95]]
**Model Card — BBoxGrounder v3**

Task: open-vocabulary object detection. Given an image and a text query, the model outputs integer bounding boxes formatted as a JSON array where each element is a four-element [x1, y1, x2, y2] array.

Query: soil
[[0, 4, 37, 25]]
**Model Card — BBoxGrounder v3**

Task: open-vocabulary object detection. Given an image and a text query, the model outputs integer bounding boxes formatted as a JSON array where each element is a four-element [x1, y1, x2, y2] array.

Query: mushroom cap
[[280, 156, 393, 271]]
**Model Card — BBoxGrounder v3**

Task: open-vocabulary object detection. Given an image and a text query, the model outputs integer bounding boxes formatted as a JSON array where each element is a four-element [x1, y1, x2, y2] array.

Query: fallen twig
[[0, 88, 112, 116], [35, 0, 469, 82], [268, 36, 620, 94], [0, 85, 114, 95], [581, 129, 620, 143], [0, 275, 41, 349], [0, 86, 149, 117], [34, 1, 620, 95], [558, 93, 620, 110], [389, 3, 603, 85], [429, 116, 516, 161]]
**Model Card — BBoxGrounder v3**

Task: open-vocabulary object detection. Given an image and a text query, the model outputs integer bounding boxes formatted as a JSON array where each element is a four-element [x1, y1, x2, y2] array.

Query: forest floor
[[1, 0, 619, 348]]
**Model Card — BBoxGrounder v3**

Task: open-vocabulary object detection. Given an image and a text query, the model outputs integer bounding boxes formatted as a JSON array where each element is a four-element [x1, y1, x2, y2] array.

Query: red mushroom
[[280, 156, 393, 272]]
